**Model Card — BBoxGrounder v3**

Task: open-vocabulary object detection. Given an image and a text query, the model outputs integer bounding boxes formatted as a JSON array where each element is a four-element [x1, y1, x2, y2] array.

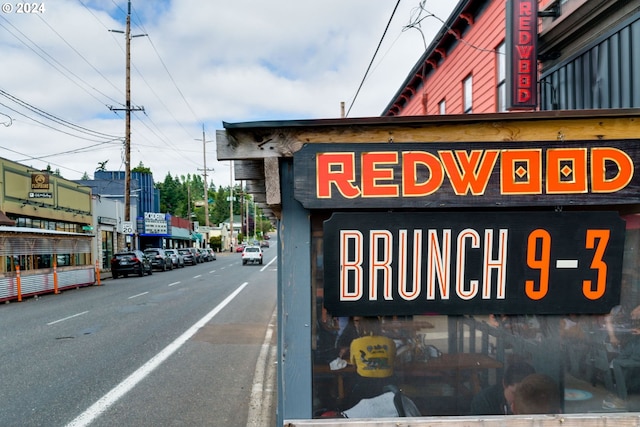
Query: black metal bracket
[[539, 1, 560, 18]]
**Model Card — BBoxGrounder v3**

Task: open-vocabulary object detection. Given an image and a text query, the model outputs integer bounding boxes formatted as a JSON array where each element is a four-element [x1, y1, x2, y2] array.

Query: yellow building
[[0, 157, 95, 301]]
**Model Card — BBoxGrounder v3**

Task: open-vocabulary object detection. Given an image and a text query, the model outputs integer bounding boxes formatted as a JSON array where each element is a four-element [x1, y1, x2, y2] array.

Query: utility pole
[[196, 125, 214, 227], [109, 0, 146, 223], [229, 161, 233, 251]]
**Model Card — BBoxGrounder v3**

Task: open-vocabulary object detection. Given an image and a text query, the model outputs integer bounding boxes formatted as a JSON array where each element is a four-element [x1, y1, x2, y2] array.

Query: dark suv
[[111, 250, 152, 278], [144, 248, 173, 271]]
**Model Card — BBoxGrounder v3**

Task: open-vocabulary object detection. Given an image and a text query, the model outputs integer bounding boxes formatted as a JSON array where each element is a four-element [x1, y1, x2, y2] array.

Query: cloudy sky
[[0, 0, 456, 188]]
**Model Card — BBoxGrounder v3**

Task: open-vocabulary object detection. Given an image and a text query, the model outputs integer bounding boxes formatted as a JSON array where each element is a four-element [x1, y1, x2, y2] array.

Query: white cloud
[[0, 0, 456, 187]]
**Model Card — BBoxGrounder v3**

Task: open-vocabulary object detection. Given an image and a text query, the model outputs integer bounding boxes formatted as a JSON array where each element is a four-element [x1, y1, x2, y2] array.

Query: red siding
[[394, 0, 546, 116]]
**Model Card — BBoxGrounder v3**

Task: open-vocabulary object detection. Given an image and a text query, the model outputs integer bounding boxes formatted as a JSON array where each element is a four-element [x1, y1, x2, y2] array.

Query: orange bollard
[[95, 259, 101, 286], [16, 265, 21, 302], [53, 257, 59, 294]]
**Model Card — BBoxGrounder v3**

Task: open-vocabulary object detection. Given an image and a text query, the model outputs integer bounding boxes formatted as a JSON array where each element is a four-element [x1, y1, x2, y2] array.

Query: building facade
[[383, 0, 640, 116], [0, 156, 96, 301]]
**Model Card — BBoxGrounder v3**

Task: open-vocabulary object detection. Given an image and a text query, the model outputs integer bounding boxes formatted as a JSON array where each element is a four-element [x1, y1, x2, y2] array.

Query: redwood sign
[[506, 0, 538, 110], [293, 141, 640, 209], [323, 211, 625, 316]]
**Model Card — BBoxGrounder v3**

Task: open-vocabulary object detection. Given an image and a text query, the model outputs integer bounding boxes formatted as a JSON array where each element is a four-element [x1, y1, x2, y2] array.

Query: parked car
[[206, 248, 217, 260], [143, 248, 173, 271], [235, 245, 244, 253], [199, 248, 211, 262], [111, 250, 152, 278], [178, 248, 196, 265], [260, 240, 269, 248], [188, 247, 202, 263], [241, 245, 263, 265], [165, 249, 185, 268]]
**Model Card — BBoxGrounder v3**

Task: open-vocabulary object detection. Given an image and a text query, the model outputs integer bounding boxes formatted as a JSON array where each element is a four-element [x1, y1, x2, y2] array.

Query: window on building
[[463, 74, 473, 113], [439, 99, 446, 115], [496, 42, 506, 112]]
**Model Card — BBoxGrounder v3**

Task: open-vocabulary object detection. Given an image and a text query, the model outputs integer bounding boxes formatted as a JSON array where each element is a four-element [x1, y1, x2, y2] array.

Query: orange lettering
[[439, 150, 499, 195], [546, 148, 587, 194], [362, 152, 399, 197], [501, 149, 542, 194], [402, 151, 445, 196], [316, 152, 360, 199], [591, 147, 634, 193]]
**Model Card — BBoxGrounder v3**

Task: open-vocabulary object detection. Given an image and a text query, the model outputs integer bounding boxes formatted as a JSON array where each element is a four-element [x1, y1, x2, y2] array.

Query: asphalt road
[[0, 248, 278, 427]]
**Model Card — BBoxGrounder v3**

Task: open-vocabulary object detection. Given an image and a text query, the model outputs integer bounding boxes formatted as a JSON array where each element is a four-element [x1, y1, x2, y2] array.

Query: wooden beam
[[217, 111, 640, 161], [264, 157, 281, 206], [234, 160, 264, 181]]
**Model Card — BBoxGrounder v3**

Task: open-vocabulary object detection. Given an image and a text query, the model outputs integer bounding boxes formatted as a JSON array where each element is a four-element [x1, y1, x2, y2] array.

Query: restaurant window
[[463, 74, 473, 114], [496, 42, 506, 112], [312, 211, 640, 418]]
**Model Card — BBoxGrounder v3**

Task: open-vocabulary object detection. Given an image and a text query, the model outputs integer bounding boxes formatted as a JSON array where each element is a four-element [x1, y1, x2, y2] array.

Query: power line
[[0, 15, 123, 108], [346, 0, 402, 118]]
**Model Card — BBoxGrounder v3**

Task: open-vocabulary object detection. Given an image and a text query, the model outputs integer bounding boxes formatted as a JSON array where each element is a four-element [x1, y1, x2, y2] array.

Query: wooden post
[[53, 257, 59, 294], [16, 265, 21, 302]]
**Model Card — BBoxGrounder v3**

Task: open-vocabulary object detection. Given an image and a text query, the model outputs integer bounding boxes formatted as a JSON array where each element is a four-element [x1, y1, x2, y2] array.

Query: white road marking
[[47, 311, 89, 326], [193, 274, 202, 279], [247, 308, 277, 427], [128, 292, 149, 299], [65, 282, 249, 427], [167, 281, 180, 287], [260, 256, 277, 272]]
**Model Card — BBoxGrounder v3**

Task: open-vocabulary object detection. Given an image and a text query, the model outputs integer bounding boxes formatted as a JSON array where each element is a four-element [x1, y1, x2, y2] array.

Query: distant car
[[260, 240, 269, 248], [178, 248, 196, 265], [111, 250, 152, 278], [242, 245, 263, 265], [165, 249, 185, 268], [206, 248, 217, 260], [144, 248, 173, 271], [235, 245, 244, 253]]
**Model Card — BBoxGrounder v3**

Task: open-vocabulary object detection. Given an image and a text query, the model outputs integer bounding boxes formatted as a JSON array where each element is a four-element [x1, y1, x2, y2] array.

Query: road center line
[[65, 282, 249, 427], [193, 274, 202, 279], [167, 281, 180, 287], [47, 311, 89, 326], [128, 292, 149, 299]]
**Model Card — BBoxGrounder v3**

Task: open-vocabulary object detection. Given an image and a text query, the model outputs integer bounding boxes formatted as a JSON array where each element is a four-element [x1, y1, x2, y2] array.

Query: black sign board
[[323, 211, 625, 316], [294, 140, 640, 209]]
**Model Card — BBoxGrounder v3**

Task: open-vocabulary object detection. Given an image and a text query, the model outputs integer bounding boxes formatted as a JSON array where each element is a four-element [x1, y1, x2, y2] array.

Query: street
[[0, 249, 277, 427]]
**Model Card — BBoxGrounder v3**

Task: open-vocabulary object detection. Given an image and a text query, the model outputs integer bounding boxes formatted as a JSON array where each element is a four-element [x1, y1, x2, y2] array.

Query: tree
[[132, 162, 151, 174]]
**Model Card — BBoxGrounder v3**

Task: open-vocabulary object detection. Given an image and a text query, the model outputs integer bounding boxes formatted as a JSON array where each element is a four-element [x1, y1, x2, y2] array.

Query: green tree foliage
[[132, 162, 151, 174]]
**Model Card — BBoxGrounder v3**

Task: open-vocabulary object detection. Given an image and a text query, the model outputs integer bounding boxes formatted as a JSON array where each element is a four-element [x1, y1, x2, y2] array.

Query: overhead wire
[[346, 0, 402, 117], [0, 15, 123, 108]]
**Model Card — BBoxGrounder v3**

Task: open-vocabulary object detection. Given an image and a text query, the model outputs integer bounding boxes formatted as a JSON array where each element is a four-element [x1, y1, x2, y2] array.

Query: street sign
[[122, 221, 134, 234]]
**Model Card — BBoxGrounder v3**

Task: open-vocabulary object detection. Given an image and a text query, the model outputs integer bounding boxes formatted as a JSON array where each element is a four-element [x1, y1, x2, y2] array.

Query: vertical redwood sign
[[506, 0, 538, 110]]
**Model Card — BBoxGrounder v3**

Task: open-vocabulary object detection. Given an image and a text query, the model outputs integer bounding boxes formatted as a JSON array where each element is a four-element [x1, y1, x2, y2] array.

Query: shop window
[[311, 211, 640, 418]]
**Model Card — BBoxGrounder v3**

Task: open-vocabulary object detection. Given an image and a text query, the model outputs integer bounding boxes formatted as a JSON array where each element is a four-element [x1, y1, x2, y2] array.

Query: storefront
[[0, 157, 96, 302], [218, 109, 640, 425]]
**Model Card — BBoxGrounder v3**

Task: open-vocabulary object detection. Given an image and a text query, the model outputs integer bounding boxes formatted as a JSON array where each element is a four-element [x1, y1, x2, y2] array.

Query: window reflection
[[311, 213, 640, 418]]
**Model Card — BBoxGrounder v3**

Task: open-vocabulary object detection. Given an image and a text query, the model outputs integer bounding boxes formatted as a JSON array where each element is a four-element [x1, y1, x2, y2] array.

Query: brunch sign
[[293, 141, 640, 209], [323, 212, 625, 316]]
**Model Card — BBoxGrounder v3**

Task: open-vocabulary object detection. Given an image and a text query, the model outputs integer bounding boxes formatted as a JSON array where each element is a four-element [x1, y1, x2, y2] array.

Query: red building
[[384, 0, 640, 116]]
